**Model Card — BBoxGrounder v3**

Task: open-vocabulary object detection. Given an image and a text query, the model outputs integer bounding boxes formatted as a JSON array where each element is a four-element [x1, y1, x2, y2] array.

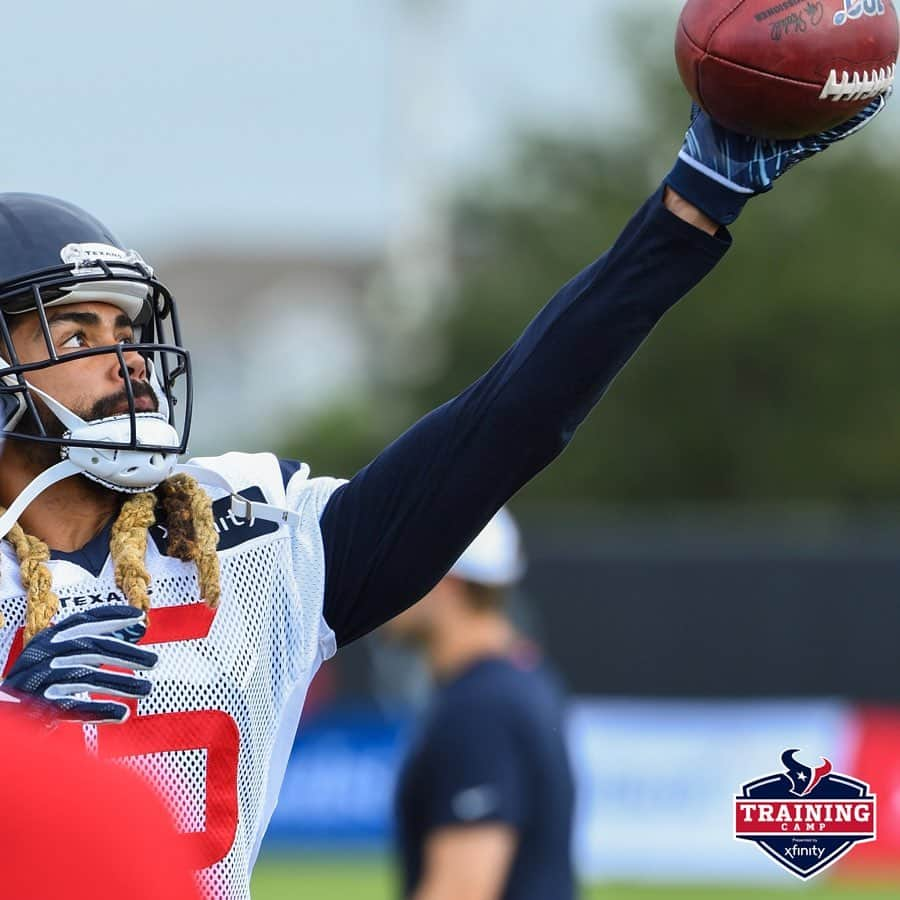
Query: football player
[[0, 100, 887, 899]]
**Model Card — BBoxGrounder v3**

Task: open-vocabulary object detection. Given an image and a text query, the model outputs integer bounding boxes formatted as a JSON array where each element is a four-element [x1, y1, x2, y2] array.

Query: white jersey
[[0, 452, 342, 900]]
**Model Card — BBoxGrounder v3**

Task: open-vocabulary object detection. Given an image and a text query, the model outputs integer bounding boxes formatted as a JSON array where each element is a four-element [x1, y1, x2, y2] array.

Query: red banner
[[836, 705, 900, 879]]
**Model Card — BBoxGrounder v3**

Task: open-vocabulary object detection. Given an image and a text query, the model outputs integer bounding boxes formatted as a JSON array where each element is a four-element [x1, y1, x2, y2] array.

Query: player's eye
[[59, 331, 88, 350]]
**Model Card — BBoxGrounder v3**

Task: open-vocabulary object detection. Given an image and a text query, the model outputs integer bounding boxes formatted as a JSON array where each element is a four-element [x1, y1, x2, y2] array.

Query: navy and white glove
[[0, 605, 158, 724], [665, 93, 890, 226]]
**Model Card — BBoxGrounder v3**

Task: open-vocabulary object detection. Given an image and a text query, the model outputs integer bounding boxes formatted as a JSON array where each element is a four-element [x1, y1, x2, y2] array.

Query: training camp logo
[[734, 749, 876, 878]]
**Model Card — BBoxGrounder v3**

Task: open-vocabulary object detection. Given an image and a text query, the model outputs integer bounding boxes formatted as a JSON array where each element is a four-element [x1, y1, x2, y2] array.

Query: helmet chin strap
[[0, 459, 82, 542], [0, 386, 298, 542], [174, 464, 300, 528]]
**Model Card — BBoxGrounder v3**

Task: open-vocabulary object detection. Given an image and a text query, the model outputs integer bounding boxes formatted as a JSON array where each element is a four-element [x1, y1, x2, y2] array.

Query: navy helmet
[[0, 193, 297, 541], [0, 193, 192, 463]]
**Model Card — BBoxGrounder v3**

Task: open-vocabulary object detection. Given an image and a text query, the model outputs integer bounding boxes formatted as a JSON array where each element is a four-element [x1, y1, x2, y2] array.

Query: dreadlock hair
[[5, 473, 220, 644]]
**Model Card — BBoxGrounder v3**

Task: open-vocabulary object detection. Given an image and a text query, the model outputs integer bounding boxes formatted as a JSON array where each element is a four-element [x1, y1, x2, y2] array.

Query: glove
[[1, 605, 158, 724], [665, 92, 891, 225]]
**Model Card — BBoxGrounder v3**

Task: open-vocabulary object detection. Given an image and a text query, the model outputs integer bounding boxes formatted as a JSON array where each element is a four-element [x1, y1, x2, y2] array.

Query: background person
[[385, 508, 575, 900]]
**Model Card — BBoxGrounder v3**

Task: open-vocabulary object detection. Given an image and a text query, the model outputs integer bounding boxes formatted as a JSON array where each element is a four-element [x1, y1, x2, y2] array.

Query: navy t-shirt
[[394, 656, 575, 900]]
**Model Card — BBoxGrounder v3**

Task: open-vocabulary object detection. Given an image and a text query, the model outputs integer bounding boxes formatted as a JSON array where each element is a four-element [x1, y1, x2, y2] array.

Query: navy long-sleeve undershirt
[[319, 186, 731, 647]]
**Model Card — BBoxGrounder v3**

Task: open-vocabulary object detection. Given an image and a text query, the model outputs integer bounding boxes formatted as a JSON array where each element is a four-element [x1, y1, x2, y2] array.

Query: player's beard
[[11, 381, 159, 470]]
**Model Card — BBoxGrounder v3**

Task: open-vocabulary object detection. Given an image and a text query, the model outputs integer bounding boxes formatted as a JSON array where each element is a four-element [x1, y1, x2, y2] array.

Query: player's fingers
[[50, 637, 158, 671], [49, 697, 131, 724], [109, 619, 149, 644], [49, 605, 146, 644], [44, 669, 153, 698]]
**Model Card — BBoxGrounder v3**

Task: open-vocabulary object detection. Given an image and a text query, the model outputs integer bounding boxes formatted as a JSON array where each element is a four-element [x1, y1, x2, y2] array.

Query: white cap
[[449, 507, 526, 587]]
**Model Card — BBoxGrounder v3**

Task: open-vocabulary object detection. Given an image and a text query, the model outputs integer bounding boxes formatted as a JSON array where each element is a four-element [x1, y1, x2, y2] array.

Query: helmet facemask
[[0, 195, 296, 544], [0, 247, 193, 493]]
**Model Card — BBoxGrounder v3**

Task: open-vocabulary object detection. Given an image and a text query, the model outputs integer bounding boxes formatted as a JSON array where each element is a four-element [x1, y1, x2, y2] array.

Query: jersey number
[[4, 604, 240, 872], [98, 706, 240, 870], [100, 603, 239, 871]]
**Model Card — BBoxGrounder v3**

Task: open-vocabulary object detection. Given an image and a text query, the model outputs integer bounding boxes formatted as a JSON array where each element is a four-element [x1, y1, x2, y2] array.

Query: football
[[675, 0, 899, 138]]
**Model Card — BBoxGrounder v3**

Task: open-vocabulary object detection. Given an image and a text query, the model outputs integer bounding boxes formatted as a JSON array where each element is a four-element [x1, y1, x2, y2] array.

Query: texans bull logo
[[781, 749, 833, 796]]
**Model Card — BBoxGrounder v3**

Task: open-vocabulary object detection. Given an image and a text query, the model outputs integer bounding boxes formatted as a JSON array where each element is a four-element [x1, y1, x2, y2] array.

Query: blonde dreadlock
[[6, 473, 220, 644], [7, 522, 56, 643], [109, 492, 157, 613]]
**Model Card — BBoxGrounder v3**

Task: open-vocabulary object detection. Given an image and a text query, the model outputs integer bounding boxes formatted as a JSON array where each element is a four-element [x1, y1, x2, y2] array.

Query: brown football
[[675, 0, 899, 138]]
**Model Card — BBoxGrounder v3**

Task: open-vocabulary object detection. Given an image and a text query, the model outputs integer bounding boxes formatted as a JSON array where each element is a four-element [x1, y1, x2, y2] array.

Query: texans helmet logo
[[781, 748, 833, 796]]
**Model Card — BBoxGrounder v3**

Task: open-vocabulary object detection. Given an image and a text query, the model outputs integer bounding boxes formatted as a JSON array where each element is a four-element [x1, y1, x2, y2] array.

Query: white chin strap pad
[[22, 383, 179, 493], [66, 415, 180, 492]]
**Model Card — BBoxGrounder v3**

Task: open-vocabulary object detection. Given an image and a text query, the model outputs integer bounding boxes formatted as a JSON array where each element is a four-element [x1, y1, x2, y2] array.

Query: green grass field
[[250, 856, 900, 900]]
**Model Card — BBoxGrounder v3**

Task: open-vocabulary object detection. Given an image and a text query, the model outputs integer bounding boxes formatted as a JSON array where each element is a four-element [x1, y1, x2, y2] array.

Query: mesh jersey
[[0, 452, 342, 900]]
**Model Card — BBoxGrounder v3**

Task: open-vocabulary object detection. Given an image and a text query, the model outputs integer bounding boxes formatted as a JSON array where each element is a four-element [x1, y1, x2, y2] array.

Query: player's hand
[[664, 92, 891, 225], [1, 605, 158, 724]]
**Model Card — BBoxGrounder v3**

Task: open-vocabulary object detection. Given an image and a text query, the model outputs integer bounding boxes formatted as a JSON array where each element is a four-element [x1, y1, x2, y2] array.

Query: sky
[[0, 0, 682, 257], [3, 0, 896, 262]]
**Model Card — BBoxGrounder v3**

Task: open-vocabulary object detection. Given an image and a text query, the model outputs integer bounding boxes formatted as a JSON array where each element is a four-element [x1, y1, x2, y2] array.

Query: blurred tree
[[281, 7, 900, 508]]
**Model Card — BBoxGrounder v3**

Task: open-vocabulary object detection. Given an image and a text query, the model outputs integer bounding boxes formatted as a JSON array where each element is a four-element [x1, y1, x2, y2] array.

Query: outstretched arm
[[320, 97, 889, 646], [320, 184, 727, 646]]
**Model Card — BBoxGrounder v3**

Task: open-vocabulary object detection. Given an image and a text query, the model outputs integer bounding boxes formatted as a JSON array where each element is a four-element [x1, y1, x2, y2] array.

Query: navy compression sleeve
[[320, 186, 730, 646]]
